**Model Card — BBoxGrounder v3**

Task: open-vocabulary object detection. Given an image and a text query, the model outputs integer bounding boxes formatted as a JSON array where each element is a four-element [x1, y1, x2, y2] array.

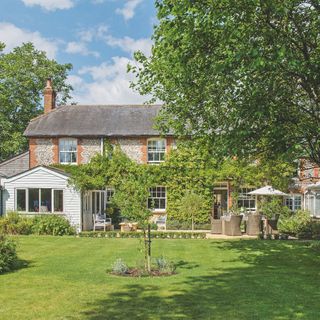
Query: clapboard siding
[[3, 167, 82, 230]]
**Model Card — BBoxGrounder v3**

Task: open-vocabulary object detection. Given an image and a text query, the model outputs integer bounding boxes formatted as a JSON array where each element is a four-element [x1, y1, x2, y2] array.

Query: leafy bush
[[278, 210, 312, 236], [0, 212, 33, 235], [296, 221, 320, 240], [154, 255, 176, 274], [0, 212, 75, 236], [32, 215, 75, 236], [261, 197, 292, 219], [0, 234, 18, 274], [111, 258, 128, 275]]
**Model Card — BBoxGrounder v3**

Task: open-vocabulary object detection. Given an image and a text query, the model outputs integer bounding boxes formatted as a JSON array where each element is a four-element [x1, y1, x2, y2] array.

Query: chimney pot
[[44, 78, 56, 114]]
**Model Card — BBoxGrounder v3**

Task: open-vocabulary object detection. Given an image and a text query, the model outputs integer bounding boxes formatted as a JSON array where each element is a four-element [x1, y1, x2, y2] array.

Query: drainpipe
[[0, 186, 3, 216]]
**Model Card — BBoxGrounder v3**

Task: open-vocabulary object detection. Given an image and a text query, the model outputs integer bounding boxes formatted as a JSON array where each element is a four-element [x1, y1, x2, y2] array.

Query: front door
[[213, 186, 229, 219], [83, 191, 93, 231]]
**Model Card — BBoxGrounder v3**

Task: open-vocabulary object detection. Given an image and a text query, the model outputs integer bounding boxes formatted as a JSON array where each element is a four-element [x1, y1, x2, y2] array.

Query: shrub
[[0, 212, 33, 235], [296, 221, 320, 240], [261, 198, 292, 219], [111, 258, 128, 275], [0, 234, 18, 274], [32, 215, 75, 236], [278, 210, 312, 236], [154, 255, 176, 274]]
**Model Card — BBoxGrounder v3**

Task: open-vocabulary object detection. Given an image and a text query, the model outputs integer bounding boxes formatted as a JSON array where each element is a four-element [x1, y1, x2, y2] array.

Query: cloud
[[104, 35, 152, 56], [116, 0, 143, 21], [69, 56, 147, 104], [0, 22, 58, 58], [21, 0, 75, 11], [65, 41, 100, 57]]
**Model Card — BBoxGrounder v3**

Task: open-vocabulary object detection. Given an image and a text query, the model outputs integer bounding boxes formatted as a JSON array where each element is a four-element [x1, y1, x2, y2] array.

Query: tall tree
[[0, 42, 72, 162], [131, 0, 320, 164]]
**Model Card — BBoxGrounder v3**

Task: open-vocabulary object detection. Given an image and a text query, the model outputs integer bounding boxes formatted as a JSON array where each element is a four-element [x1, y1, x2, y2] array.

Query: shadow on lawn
[[82, 241, 320, 320]]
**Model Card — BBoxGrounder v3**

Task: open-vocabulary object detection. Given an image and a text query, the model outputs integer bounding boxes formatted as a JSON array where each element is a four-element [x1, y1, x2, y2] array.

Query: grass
[[1, 236, 320, 320]]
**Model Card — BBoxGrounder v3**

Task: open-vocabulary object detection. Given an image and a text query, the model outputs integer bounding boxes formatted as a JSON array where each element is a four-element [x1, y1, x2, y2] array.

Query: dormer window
[[59, 138, 77, 164], [147, 139, 166, 163]]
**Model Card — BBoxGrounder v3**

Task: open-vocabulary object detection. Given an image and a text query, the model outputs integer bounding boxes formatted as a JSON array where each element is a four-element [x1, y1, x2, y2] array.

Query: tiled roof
[[24, 104, 166, 137]]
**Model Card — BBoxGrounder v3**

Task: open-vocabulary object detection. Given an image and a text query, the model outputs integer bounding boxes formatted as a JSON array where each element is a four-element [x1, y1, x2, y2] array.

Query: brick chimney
[[43, 78, 56, 114]]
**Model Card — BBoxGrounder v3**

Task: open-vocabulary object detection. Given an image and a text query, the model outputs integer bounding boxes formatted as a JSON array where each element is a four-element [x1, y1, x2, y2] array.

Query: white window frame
[[15, 188, 64, 213], [147, 138, 166, 164], [284, 194, 302, 212], [59, 138, 78, 164], [15, 188, 28, 212], [148, 186, 166, 212], [105, 187, 115, 204], [237, 187, 256, 212]]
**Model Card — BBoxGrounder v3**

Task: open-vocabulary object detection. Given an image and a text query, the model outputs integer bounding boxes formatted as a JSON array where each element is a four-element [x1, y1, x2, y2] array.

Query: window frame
[[15, 188, 64, 213], [285, 194, 302, 212], [147, 138, 166, 164], [148, 186, 166, 212], [237, 187, 256, 212], [59, 138, 78, 165]]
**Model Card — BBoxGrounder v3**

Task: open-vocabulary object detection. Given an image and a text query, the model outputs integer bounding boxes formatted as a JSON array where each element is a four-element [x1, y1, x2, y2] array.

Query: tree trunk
[[143, 225, 152, 273], [147, 223, 151, 273]]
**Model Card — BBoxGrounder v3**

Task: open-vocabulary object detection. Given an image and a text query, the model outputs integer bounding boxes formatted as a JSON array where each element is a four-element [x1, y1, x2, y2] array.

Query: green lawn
[[1, 237, 320, 320]]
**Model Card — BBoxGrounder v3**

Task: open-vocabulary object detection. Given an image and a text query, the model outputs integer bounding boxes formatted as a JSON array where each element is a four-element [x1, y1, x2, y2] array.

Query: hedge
[[79, 231, 207, 239]]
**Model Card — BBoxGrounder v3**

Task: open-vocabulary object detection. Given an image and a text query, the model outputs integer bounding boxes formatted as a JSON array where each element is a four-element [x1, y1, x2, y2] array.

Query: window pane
[[17, 189, 26, 211], [54, 190, 63, 212], [59, 139, 77, 163], [29, 189, 39, 212], [40, 189, 52, 212]]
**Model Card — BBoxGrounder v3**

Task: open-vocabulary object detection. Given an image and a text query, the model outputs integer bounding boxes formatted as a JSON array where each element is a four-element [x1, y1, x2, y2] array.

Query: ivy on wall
[[53, 140, 296, 224]]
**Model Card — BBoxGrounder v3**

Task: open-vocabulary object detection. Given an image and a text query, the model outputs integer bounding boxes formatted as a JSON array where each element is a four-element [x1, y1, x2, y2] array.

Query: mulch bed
[[110, 268, 176, 277]]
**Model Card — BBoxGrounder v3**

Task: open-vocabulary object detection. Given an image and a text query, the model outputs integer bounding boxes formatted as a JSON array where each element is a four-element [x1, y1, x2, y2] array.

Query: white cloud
[[69, 56, 147, 104], [21, 0, 75, 11], [105, 35, 152, 56], [116, 0, 143, 21], [65, 41, 100, 57], [0, 22, 58, 58]]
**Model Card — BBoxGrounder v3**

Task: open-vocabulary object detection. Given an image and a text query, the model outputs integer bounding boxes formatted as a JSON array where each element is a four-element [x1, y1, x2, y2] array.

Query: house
[[0, 80, 175, 231], [1, 80, 320, 231]]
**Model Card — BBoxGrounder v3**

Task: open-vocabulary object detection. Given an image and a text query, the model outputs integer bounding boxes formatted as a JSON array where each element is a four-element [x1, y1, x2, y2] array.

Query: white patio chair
[[155, 215, 167, 230], [93, 214, 112, 232]]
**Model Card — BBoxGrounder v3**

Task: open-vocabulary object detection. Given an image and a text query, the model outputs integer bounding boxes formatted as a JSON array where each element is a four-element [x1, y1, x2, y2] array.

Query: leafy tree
[[131, 1, 320, 165], [0, 42, 72, 161], [179, 191, 206, 231]]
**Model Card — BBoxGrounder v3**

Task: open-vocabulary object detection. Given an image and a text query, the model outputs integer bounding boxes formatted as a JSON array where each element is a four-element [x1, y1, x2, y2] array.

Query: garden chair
[[155, 215, 167, 230], [266, 214, 280, 234], [222, 215, 243, 236], [211, 216, 222, 234], [246, 214, 261, 236], [93, 214, 112, 232]]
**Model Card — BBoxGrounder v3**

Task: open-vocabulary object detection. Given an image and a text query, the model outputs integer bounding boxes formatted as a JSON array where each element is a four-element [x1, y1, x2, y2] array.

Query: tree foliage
[[0, 42, 72, 161], [131, 0, 320, 164]]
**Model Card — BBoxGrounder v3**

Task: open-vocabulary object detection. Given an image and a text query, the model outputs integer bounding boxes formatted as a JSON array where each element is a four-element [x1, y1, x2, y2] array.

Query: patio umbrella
[[248, 186, 288, 196], [248, 186, 288, 214]]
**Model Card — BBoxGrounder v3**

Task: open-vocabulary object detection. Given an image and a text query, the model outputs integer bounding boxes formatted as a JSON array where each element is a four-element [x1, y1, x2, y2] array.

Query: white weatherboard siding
[[3, 167, 81, 230]]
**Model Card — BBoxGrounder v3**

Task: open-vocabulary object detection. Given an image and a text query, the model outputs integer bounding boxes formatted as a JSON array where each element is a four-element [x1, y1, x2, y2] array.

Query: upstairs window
[[148, 187, 166, 211], [147, 139, 166, 163], [59, 138, 77, 164]]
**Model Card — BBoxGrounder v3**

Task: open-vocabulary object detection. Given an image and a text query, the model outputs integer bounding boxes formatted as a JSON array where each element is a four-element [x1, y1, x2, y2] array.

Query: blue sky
[[0, 0, 156, 104]]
